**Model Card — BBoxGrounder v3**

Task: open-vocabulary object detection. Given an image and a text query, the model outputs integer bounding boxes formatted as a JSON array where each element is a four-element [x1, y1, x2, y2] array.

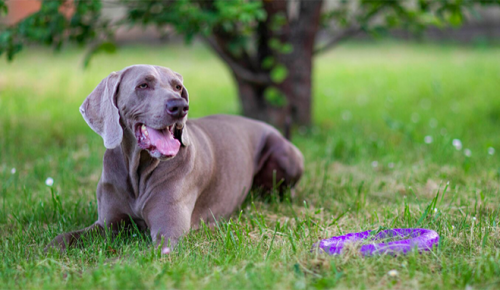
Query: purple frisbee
[[314, 228, 439, 256]]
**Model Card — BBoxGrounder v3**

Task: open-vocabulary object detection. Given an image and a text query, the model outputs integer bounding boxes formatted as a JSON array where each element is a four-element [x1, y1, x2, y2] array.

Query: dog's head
[[80, 65, 190, 160]]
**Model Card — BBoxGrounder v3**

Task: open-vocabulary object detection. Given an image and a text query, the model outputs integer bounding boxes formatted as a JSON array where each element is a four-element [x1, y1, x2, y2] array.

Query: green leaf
[[0, 30, 11, 43], [270, 13, 287, 31], [98, 41, 117, 53], [83, 41, 117, 67], [385, 14, 400, 27], [268, 38, 281, 51], [280, 43, 293, 54], [448, 10, 463, 27], [270, 64, 288, 83], [0, 0, 8, 16], [261, 56, 275, 69], [264, 87, 287, 107]]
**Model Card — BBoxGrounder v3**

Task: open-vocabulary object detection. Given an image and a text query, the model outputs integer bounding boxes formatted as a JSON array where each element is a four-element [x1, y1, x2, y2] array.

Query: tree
[[1, 0, 498, 130]]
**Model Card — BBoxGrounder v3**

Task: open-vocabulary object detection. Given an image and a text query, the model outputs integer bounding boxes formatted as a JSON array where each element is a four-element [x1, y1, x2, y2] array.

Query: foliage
[[1, 0, 499, 126], [0, 0, 267, 61], [0, 0, 499, 62], [0, 0, 107, 60]]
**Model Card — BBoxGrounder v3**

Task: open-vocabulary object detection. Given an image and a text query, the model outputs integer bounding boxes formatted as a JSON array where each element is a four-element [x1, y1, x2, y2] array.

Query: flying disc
[[314, 228, 439, 256]]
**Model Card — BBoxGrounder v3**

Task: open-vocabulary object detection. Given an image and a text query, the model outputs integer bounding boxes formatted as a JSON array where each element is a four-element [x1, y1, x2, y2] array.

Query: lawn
[[1, 41, 500, 289]]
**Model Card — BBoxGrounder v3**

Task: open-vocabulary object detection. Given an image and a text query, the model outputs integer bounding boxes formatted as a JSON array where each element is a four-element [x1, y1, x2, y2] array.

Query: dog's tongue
[[147, 126, 180, 156]]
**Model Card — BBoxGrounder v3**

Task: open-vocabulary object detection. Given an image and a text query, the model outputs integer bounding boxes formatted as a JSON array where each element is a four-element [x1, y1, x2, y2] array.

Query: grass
[[1, 41, 500, 289]]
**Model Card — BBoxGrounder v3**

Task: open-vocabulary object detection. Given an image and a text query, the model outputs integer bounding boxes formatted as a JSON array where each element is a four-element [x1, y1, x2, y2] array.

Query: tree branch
[[313, 2, 387, 56], [204, 36, 272, 86], [313, 25, 363, 55]]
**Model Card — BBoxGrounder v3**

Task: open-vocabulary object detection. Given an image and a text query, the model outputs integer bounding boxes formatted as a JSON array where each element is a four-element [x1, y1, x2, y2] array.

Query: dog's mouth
[[135, 123, 182, 159]]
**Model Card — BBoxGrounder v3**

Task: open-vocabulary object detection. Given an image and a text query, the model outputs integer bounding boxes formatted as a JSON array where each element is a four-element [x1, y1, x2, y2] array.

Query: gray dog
[[47, 65, 304, 254]]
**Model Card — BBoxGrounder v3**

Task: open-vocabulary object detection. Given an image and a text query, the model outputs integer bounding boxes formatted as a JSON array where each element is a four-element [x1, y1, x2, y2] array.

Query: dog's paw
[[44, 234, 71, 253]]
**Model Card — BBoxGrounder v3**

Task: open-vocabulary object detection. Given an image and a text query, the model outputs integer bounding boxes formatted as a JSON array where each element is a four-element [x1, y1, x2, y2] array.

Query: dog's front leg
[[45, 222, 105, 252], [144, 200, 192, 255]]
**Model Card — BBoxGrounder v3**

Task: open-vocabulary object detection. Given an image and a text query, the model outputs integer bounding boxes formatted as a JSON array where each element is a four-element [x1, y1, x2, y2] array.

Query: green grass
[[1, 41, 500, 289]]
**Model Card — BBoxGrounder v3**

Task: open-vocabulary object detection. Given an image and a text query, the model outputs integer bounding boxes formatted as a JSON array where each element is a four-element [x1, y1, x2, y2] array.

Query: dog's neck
[[121, 126, 160, 198]]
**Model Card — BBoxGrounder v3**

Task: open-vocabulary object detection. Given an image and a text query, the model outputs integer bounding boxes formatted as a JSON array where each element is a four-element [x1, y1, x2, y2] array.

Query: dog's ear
[[174, 71, 189, 103], [178, 78, 190, 147], [180, 85, 189, 102], [172, 70, 190, 147], [79, 71, 123, 149]]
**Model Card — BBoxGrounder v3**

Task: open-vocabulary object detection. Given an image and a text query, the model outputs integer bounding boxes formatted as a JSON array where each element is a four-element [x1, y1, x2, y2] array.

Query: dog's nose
[[166, 99, 189, 119]]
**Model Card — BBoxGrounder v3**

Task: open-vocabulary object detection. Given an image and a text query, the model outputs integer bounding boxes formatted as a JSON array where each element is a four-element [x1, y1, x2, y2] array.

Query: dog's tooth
[[141, 124, 149, 136], [176, 123, 184, 130]]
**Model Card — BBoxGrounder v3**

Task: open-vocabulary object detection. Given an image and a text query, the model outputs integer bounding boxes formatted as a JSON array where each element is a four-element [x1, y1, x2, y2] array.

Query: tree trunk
[[234, 60, 313, 129], [235, 75, 289, 128], [235, 0, 323, 129], [277, 45, 314, 127], [210, 0, 323, 131], [280, 0, 323, 126]]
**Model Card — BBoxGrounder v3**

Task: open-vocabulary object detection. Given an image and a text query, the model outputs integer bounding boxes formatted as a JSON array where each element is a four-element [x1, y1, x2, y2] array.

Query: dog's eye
[[137, 83, 149, 89], [175, 85, 182, 91]]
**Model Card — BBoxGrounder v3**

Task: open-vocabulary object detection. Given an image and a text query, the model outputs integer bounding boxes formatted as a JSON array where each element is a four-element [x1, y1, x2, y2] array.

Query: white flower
[[357, 95, 368, 106], [411, 113, 420, 123], [434, 208, 438, 213], [424, 135, 433, 144], [488, 147, 495, 155], [341, 110, 352, 121], [420, 99, 431, 110], [452, 139, 462, 150], [464, 149, 471, 157], [388, 269, 399, 277], [10, 168, 16, 174], [451, 225, 455, 230], [472, 217, 476, 221], [388, 162, 395, 169], [371, 161, 378, 168], [45, 177, 54, 187]]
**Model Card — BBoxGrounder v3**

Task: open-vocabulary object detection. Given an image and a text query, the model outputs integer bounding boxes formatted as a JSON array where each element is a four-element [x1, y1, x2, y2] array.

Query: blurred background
[[4, 1, 500, 42]]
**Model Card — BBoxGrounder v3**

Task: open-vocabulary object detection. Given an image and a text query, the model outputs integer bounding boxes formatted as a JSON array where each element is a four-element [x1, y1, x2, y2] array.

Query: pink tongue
[[147, 126, 180, 156]]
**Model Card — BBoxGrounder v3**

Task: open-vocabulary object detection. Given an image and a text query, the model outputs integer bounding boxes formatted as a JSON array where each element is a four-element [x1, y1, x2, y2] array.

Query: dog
[[46, 65, 304, 254]]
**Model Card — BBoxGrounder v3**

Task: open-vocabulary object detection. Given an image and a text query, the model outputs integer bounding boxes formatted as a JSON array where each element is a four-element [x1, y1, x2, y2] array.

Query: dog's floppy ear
[[79, 71, 123, 149], [170, 70, 191, 147], [180, 84, 189, 102], [178, 86, 191, 147], [174, 71, 189, 103], [176, 84, 191, 147]]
